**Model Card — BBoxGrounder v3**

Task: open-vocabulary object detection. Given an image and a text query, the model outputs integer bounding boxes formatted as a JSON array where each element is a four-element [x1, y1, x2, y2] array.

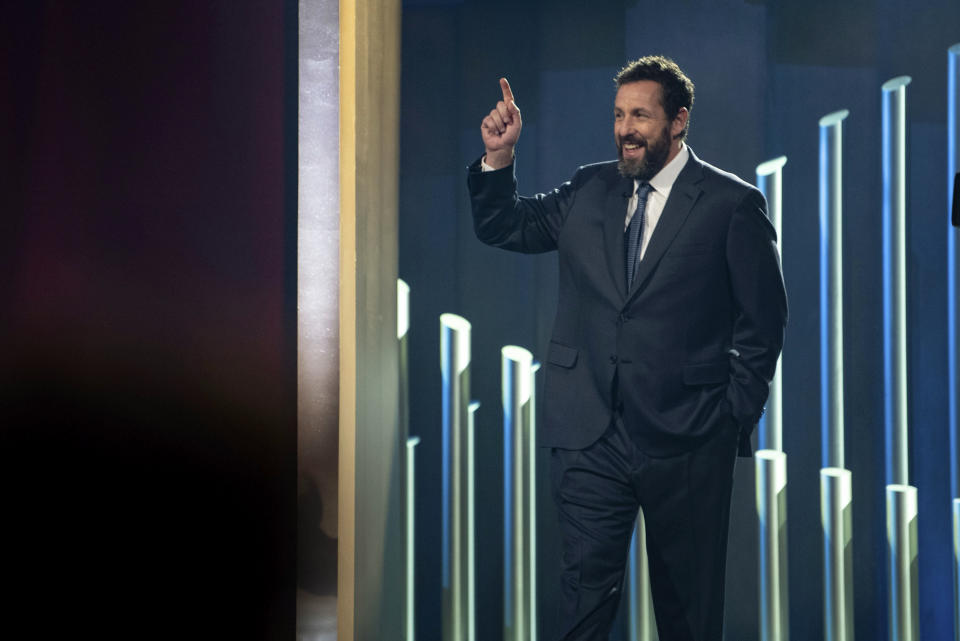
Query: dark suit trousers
[[550, 415, 739, 641]]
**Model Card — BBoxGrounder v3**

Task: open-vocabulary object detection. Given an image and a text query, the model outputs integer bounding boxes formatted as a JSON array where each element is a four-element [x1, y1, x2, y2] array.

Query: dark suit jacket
[[467, 149, 787, 457]]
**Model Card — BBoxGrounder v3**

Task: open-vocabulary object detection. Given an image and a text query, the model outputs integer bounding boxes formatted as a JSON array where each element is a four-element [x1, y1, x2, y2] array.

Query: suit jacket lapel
[[627, 152, 704, 300], [603, 174, 635, 301]]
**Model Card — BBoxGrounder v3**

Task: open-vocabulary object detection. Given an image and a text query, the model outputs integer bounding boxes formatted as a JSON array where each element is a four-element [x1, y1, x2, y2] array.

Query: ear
[[671, 107, 689, 139]]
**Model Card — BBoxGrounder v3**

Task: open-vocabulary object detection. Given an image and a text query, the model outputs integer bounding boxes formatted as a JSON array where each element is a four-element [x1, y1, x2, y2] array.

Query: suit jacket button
[[609, 355, 618, 364]]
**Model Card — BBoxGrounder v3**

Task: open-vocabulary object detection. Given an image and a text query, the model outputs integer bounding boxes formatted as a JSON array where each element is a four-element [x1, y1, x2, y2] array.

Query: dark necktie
[[625, 181, 653, 289]]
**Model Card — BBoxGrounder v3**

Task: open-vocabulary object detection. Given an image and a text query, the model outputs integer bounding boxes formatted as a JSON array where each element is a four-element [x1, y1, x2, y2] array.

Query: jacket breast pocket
[[547, 341, 578, 368], [682, 359, 729, 385]]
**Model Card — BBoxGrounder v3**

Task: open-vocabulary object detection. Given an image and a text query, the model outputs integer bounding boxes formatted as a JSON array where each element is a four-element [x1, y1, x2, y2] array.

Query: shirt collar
[[635, 142, 688, 197]]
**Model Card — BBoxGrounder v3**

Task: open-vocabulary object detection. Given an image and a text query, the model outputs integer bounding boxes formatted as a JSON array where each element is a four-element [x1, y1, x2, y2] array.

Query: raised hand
[[480, 77, 522, 169]]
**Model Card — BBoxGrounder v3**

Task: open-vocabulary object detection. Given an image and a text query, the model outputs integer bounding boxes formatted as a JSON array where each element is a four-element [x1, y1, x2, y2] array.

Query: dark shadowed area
[[1, 2, 298, 637]]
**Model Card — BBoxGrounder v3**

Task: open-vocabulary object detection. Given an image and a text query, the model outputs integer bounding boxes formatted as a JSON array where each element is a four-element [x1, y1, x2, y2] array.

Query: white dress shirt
[[624, 143, 688, 261], [481, 142, 689, 262]]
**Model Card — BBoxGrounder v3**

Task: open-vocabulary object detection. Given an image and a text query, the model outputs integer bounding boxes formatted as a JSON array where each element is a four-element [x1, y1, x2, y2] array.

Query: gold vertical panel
[[338, 0, 357, 637], [339, 0, 403, 638]]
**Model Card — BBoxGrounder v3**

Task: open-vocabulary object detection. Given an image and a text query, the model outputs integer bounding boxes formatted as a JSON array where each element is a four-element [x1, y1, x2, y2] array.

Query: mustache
[[618, 135, 647, 147]]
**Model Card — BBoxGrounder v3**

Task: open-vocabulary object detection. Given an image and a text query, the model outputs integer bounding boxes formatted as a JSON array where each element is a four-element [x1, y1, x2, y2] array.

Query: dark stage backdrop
[[399, 1, 960, 640], [1, 2, 298, 638]]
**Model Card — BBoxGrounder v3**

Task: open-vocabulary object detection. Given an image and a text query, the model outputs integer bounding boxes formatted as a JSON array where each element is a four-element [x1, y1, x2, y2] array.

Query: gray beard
[[617, 128, 672, 180], [617, 144, 669, 181], [618, 157, 656, 181]]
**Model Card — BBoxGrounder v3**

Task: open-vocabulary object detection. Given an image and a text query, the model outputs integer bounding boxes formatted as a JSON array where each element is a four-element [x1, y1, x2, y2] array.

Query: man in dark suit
[[467, 56, 787, 640]]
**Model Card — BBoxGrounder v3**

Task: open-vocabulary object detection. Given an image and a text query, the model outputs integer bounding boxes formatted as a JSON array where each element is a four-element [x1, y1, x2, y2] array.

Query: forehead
[[614, 80, 664, 113]]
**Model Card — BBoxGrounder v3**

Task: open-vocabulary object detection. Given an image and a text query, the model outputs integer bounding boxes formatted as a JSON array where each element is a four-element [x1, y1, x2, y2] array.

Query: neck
[[664, 139, 684, 166]]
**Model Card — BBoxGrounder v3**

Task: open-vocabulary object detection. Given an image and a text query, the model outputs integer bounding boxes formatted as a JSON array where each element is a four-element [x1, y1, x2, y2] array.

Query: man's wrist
[[483, 148, 514, 170]]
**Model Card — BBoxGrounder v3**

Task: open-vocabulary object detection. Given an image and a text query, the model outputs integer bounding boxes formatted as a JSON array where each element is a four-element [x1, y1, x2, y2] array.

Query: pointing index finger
[[499, 77, 515, 103]]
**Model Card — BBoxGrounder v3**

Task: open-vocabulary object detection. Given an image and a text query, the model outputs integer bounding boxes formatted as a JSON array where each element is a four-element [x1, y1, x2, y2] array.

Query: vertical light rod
[[953, 498, 960, 641], [529, 361, 540, 641], [757, 450, 790, 641], [819, 111, 849, 469], [886, 484, 919, 641], [627, 508, 658, 641], [399, 280, 411, 444], [947, 44, 960, 498], [821, 467, 854, 641], [882, 76, 912, 486], [440, 313, 474, 641], [406, 436, 420, 641], [502, 346, 536, 641], [466, 400, 479, 639], [948, 45, 960, 641], [398, 279, 410, 338], [756, 156, 788, 452], [399, 280, 413, 641]]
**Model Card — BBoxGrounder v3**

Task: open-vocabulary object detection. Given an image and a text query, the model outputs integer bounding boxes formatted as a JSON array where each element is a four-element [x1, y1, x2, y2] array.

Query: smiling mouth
[[621, 141, 644, 157]]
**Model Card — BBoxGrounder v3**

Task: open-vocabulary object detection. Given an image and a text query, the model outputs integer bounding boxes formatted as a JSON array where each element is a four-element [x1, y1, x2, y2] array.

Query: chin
[[618, 158, 651, 180]]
